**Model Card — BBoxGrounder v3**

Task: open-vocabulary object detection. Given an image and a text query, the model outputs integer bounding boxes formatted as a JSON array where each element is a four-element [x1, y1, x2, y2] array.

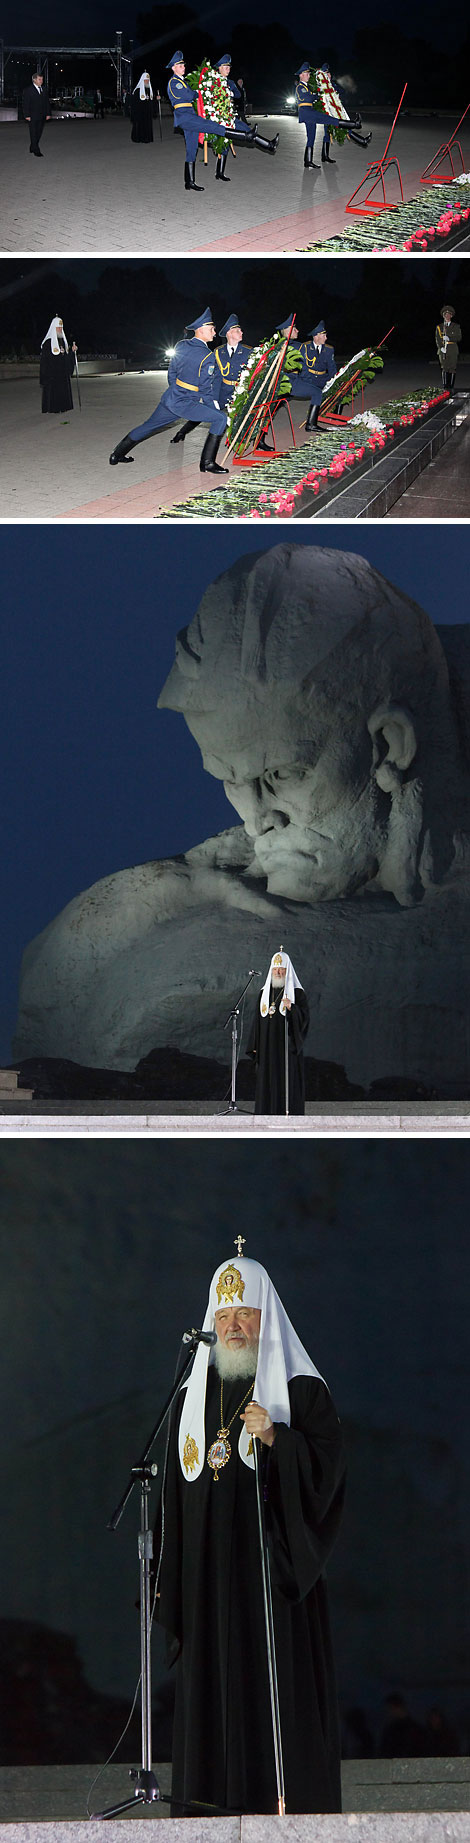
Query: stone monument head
[[159, 544, 470, 907]]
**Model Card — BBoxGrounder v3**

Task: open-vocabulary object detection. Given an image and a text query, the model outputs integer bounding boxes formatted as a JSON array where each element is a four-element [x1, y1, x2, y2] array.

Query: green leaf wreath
[[185, 59, 236, 156]]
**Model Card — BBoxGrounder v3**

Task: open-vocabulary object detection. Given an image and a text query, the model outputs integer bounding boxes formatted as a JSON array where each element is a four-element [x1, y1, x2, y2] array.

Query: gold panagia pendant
[[207, 1428, 231, 1482]]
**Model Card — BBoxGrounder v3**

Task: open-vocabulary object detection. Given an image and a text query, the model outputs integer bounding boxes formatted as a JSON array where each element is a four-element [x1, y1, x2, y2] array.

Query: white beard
[[214, 1338, 259, 1381]]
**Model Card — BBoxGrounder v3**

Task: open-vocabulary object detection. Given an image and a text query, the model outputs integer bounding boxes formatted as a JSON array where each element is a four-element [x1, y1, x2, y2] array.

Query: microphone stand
[[222, 969, 258, 1113], [252, 1436, 286, 1816], [92, 1336, 201, 1819], [284, 1010, 289, 1117]]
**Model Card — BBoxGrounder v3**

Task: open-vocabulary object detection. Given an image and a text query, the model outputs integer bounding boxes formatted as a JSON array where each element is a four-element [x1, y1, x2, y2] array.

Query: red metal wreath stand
[[420, 102, 470, 184], [345, 83, 407, 216], [303, 325, 395, 430], [230, 314, 298, 467]]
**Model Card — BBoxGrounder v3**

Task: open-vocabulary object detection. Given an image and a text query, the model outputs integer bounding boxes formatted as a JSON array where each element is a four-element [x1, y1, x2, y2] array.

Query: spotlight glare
[[165, 345, 177, 357]]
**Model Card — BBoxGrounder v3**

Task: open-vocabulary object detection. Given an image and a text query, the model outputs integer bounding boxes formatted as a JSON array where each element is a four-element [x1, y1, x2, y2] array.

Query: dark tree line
[[0, 259, 468, 363]]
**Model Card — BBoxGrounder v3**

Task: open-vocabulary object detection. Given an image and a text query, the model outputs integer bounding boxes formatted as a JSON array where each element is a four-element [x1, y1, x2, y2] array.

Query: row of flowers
[[160, 388, 449, 520], [301, 177, 470, 253]]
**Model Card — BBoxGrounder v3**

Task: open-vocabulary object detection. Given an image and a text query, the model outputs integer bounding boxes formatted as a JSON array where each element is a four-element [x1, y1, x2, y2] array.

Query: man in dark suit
[[22, 73, 50, 156]]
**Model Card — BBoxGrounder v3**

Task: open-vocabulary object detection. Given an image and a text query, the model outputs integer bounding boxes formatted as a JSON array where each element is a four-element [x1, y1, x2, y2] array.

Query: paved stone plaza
[[2, 362, 467, 521], [0, 112, 464, 252]]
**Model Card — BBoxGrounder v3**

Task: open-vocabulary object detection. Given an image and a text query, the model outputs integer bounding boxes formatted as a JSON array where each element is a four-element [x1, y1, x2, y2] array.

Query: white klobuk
[[178, 1255, 324, 1481]]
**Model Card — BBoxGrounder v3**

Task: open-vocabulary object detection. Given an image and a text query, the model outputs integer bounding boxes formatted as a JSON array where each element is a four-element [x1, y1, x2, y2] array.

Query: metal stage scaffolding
[[0, 32, 131, 104]]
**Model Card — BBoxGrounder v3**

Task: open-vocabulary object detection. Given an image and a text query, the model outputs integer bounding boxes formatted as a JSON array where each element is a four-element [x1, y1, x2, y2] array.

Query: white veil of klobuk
[[41, 318, 68, 353], [134, 71, 153, 96], [260, 949, 302, 1018], [178, 1255, 325, 1481]]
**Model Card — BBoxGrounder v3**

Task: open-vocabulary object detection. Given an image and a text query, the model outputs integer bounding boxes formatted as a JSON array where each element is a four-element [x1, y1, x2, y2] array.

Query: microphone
[[249, 969, 262, 976], [182, 1327, 217, 1346]]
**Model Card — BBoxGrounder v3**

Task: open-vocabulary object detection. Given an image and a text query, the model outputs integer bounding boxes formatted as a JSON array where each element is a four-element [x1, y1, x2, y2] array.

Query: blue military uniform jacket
[[164, 337, 220, 413], [295, 80, 313, 124], [215, 341, 251, 394], [167, 74, 198, 125], [288, 341, 337, 402]]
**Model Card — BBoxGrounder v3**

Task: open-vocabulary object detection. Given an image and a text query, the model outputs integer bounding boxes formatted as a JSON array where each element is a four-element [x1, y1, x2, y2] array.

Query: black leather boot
[[215, 151, 230, 179], [348, 129, 372, 147], [305, 403, 320, 432], [186, 159, 204, 190], [171, 421, 198, 442], [253, 131, 279, 153], [199, 433, 229, 475], [323, 140, 336, 161], [109, 433, 136, 464], [229, 122, 257, 146], [256, 431, 274, 451]]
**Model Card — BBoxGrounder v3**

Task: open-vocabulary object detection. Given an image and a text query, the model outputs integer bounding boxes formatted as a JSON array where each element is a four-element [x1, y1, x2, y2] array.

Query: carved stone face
[[159, 544, 467, 907], [224, 726, 385, 901]]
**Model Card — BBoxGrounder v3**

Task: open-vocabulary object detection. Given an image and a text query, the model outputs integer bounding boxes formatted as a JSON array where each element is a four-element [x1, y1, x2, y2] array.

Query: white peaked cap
[[178, 1255, 324, 1482], [260, 949, 302, 1018], [41, 318, 68, 353], [134, 71, 153, 96]]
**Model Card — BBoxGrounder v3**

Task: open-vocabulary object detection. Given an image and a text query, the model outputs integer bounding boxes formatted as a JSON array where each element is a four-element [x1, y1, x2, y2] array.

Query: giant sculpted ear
[[367, 704, 418, 792], [367, 704, 424, 905]]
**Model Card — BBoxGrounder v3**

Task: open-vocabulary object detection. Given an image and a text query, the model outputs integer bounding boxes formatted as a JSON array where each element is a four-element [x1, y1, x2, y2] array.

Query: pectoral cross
[[234, 1235, 246, 1257]]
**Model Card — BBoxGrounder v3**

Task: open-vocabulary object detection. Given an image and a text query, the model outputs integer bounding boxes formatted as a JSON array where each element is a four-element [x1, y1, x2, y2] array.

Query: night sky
[[1, 0, 465, 59], [2, 524, 469, 1064]]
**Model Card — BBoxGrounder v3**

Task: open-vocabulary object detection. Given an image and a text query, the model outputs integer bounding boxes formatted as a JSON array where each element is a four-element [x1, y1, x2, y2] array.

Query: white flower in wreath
[[455, 173, 470, 185], [349, 410, 386, 431]]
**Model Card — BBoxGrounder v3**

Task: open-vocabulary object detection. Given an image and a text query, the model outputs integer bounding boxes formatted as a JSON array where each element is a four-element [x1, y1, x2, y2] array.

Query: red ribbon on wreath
[[197, 62, 207, 145], [249, 341, 276, 386]]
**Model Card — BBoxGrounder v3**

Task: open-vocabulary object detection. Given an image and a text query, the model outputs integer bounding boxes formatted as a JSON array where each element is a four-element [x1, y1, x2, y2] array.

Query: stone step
[[0, 1070, 33, 1099], [1, 1815, 470, 1841], [0, 1764, 469, 1825]]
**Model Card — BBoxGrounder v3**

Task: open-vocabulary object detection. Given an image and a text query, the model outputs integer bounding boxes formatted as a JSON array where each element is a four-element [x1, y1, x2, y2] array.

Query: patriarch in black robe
[[155, 1252, 345, 1817], [40, 317, 77, 414], [248, 948, 309, 1114], [131, 72, 154, 142]]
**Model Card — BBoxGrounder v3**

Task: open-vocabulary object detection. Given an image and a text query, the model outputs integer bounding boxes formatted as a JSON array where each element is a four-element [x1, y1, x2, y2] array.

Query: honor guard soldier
[[294, 61, 341, 168], [319, 61, 372, 159], [214, 316, 252, 409], [215, 55, 279, 176], [109, 308, 229, 477], [172, 313, 252, 441], [166, 50, 257, 191], [296, 321, 337, 432]]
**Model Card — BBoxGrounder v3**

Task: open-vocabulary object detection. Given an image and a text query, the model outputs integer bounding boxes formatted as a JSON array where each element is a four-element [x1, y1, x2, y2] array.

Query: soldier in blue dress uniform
[[294, 61, 344, 168], [214, 315, 252, 409], [172, 313, 252, 441], [288, 321, 337, 431], [166, 50, 257, 190], [319, 62, 372, 162], [109, 308, 229, 476], [214, 56, 279, 177]]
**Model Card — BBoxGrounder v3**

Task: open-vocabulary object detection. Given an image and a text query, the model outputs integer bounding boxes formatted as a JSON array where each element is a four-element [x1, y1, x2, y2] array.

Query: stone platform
[[2, 363, 467, 523], [0, 1761, 469, 1824], [1, 1107, 469, 1135], [0, 113, 465, 254]]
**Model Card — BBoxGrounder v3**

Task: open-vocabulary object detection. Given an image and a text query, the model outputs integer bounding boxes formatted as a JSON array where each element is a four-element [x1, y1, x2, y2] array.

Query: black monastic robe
[[40, 343, 75, 413], [156, 1367, 346, 1816], [131, 90, 154, 141], [248, 985, 310, 1115]]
